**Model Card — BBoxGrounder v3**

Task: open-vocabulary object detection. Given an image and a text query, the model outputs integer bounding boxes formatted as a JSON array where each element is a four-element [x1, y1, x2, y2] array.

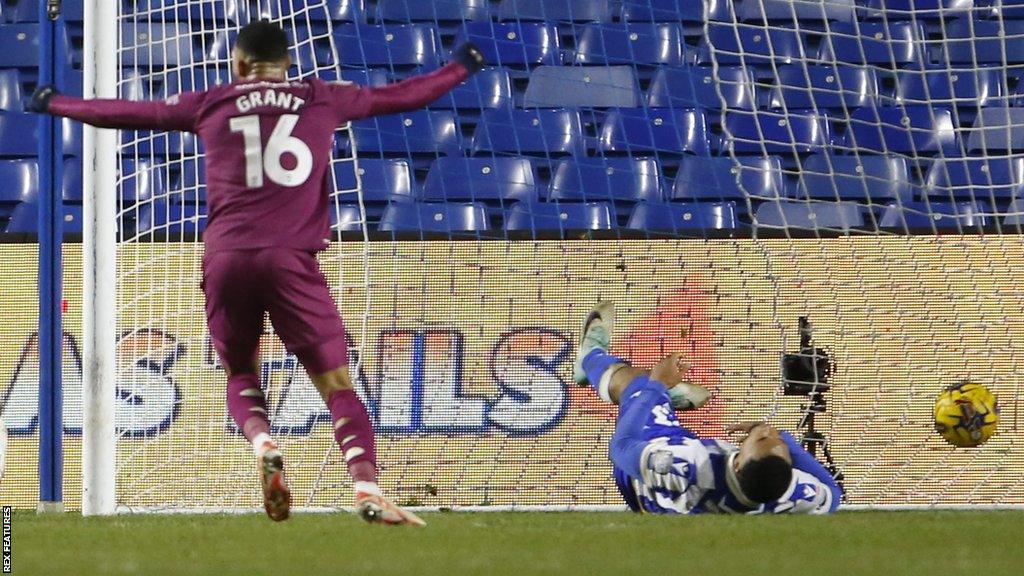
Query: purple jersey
[[49, 63, 469, 252]]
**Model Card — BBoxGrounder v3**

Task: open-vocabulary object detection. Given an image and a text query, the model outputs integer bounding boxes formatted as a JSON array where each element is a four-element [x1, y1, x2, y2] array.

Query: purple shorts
[[201, 248, 349, 376]]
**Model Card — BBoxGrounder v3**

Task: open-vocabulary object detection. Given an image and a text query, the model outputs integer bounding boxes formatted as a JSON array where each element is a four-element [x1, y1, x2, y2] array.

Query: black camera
[[782, 317, 832, 396]]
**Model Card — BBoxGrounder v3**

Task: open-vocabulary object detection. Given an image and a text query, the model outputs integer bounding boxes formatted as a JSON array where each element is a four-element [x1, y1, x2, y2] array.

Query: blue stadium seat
[[796, 155, 912, 202], [756, 201, 865, 230], [120, 23, 195, 66], [722, 110, 834, 155], [925, 156, 1024, 200], [333, 158, 416, 203], [424, 157, 539, 202], [986, 0, 1024, 19], [6, 201, 84, 234], [379, 201, 490, 232], [862, 0, 977, 19], [118, 68, 150, 102], [504, 201, 614, 232], [0, 24, 40, 67], [377, 0, 488, 22], [132, 0, 250, 23], [161, 68, 231, 96], [892, 67, 1008, 108], [647, 66, 756, 110], [256, 0, 362, 22], [599, 108, 712, 155], [738, 0, 856, 21], [454, 22, 561, 67], [847, 106, 958, 155], [573, 23, 689, 66], [326, 68, 390, 86], [430, 68, 513, 110], [0, 159, 37, 205], [472, 108, 585, 156], [879, 201, 989, 229], [700, 23, 806, 65], [352, 110, 460, 156], [331, 204, 364, 232], [335, 24, 440, 68], [62, 158, 82, 203], [0, 69, 23, 111], [818, 22, 924, 66], [4, 0, 83, 22], [523, 66, 640, 108], [967, 108, 1024, 152], [672, 156, 785, 200], [136, 200, 206, 236], [768, 65, 879, 110], [498, 0, 614, 22], [626, 201, 738, 232], [0, 112, 37, 156], [122, 130, 198, 157], [944, 19, 1024, 63], [619, 0, 721, 22], [121, 159, 164, 204], [550, 157, 663, 203]]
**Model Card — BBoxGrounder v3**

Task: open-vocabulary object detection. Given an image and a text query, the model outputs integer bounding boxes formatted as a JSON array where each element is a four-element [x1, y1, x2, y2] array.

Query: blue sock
[[582, 348, 629, 394]]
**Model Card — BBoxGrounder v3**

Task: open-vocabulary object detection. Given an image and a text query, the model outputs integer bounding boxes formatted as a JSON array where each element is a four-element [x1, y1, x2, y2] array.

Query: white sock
[[354, 481, 381, 496], [252, 432, 275, 457]]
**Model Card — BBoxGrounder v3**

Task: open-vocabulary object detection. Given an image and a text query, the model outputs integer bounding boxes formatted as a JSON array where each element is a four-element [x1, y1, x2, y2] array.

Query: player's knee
[[310, 366, 353, 397]]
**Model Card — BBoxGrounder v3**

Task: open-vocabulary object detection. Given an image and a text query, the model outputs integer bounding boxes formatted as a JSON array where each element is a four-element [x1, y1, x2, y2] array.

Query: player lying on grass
[[31, 19, 486, 525], [574, 302, 842, 514]]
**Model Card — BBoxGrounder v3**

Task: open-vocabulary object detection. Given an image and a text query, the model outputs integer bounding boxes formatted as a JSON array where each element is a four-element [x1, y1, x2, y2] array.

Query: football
[[933, 383, 999, 447]]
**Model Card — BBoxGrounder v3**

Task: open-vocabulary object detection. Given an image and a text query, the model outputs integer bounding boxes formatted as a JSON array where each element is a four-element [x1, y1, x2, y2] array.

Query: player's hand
[[451, 42, 486, 75], [650, 352, 689, 388], [29, 85, 58, 113]]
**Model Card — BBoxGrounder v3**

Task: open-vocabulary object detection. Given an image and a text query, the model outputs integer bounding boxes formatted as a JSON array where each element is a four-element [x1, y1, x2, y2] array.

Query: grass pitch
[[10, 510, 1024, 576]]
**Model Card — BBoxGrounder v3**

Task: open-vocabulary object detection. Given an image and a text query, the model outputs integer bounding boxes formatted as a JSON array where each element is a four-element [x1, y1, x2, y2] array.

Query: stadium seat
[[722, 110, 834, 155], [619, 0, 723, 22], [256, 0, 362, 22], [62, 158, 82, 203], [891, 66, 1008, 108], [334, 24, 440, 68], [331, 204, 364, 232], [4, 0, 83, 22], [796, 155, 912, 202], [136, 200, 206, 236], [700, 23, 806, 65], [119, 68, 149, 102], [818, 22, 924, 66], [423, 157, 539, 202], [333, 158, 416, 203], [454, 22, 561, 67], [861, 0, 976, 19], [504, 201, 614, 232], [549, 157, 663, 203], [0, 24, 40, 67], [377, 0, 488, 22], [672, 156, 785, 200], [944, 19, 1024, 64], [0, 159, 38, 205], [987, 0, 1024, 19], [0, 69, 23, 111], [925, 156, 1024, 200], [352, 110, 460, 156], [161, 68, 231, 96], [132, 0, 250, 23], [846, 106, 958, 155], [379, 201, 490, 232], [737, 0, 856, 21], [573, 23, 689, 66], [523, 66, 640, 108], [755, 201, 865, 230], [878, 201, 989, 229], [626, 201, 738, 232], [120, 23, 195, 67], [647, 66, 756, 110], [967, 108, 1024, 152], [768, 65, 879, 110], [430, 68, 513, 110], [598, 108, 712, 156], [0, 112, 37, 156], [497, 0, 614, 22], [6, 200, 84, 234], [472, 108, 585, 157], [121, 159, 164, 204], [326, 68, 390, 86]]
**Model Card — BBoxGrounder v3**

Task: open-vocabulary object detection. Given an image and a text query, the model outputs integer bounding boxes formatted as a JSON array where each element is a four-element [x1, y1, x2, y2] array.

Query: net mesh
[[93, 0, 1024, 511]]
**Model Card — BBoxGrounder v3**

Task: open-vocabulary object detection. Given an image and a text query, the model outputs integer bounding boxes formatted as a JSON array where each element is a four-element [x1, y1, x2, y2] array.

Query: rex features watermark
[[3, 505, 11, 574]]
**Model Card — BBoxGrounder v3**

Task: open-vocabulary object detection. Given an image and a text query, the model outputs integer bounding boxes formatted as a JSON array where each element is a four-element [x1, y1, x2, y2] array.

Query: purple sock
[[227, 374, 271, 443], [327, 389, 378, 485]]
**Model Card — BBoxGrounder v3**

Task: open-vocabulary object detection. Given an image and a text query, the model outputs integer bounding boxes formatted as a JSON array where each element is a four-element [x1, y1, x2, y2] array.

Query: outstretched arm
[[780, 431, 842, 512], [32, 86, 202, 132]]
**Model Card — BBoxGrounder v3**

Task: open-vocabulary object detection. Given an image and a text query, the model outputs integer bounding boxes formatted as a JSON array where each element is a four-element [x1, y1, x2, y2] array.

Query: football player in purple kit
[[31, 19, 485, 525]]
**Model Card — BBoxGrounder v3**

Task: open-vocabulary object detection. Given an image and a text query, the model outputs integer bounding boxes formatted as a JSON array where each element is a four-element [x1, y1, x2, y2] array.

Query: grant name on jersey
[[235, 88, 306, 113]]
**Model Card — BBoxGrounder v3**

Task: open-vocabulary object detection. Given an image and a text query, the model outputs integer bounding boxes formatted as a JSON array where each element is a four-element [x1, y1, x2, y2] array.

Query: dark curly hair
[[736, 455, 793, 503], [236, 19, 289, 63]]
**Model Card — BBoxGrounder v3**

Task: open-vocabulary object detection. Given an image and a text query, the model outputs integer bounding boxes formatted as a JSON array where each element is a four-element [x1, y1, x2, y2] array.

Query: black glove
[[29, 85, 58, 113], [451, 42, 486, 75]]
